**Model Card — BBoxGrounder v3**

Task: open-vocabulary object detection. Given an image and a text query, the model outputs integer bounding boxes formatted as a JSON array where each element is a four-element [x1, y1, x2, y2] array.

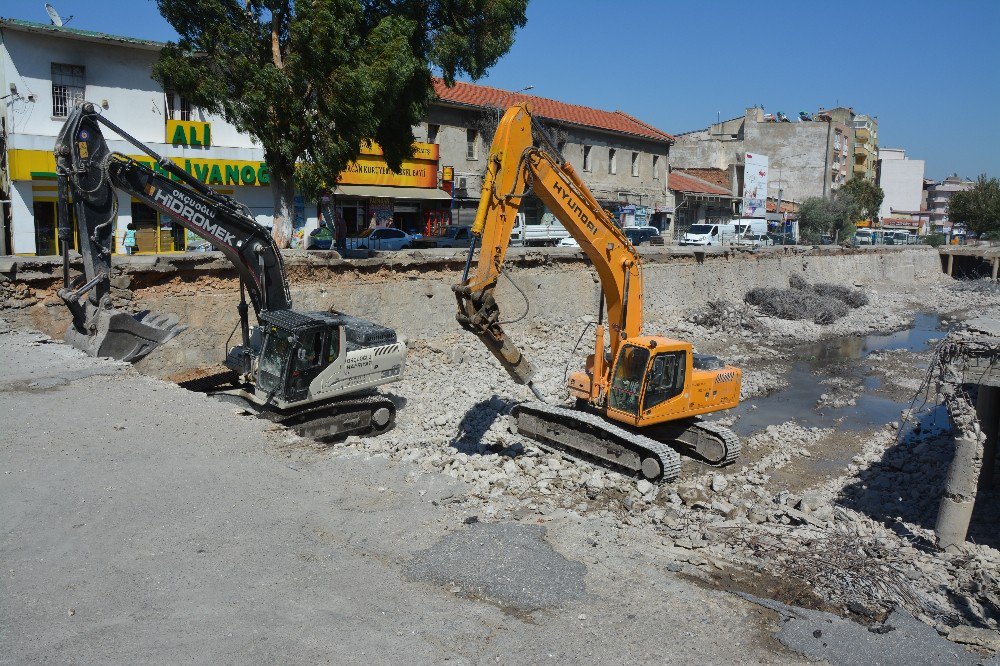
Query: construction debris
[[745, 275, 869, 324], [689, 299, 764, 333]]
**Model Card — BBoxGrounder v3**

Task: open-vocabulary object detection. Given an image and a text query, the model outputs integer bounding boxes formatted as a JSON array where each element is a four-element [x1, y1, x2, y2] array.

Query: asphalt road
[[2, 323, 982, 664]]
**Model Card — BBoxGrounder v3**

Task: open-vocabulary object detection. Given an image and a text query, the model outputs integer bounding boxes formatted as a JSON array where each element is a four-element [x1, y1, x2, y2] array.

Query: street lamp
[[497, 85, 534, 123]]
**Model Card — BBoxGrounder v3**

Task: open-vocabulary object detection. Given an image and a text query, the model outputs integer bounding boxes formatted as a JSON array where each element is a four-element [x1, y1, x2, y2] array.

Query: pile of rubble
[[270, 275, 1000, 651], [744, 276, 870, 325]]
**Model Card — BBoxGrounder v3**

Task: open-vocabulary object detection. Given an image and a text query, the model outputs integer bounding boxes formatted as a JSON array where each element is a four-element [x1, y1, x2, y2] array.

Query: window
[[609, 345, 649, 415], [51, 63, 85, 117], [32, 200, 78, 256], [583, 145, 593, 172], [467, 129, 478, 160], [643, 351, 686, 410], [126, 202, 186, 254], [164, 90, 192, 121], [652, 155, 660, 179], [631, 152, 639, 177], [609, 148, 617, 174], [427, 123, 440, 144]]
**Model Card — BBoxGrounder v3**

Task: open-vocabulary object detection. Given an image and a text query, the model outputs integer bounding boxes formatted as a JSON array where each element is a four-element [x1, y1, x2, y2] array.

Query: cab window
[[292, 331, 323, 372], [643, 351, 686, 411], [609, 345, 650, 415]]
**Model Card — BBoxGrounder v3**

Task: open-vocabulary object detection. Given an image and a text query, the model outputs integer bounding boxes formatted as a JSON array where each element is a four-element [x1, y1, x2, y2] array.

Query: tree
[[948, 174, 1000, 238], [153, 0, 528, 247], [797, 190, 859, 243], [841, 176, 884, 224]]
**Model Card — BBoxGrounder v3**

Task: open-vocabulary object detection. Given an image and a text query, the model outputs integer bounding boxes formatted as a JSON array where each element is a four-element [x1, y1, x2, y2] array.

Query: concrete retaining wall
[[0, 246, 944, 377]]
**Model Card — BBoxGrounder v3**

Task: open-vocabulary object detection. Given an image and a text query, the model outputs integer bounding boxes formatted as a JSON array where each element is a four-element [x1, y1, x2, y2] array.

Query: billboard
[[742, 153, 769, 218], [338, 141, 440, 189]]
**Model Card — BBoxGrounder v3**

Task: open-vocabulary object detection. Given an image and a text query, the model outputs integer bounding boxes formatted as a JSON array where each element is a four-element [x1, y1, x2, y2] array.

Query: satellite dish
[[44, 3, 73, 26]]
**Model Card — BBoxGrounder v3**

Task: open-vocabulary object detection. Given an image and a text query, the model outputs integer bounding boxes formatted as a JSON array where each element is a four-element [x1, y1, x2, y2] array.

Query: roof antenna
[[44, 3, 74, 27]]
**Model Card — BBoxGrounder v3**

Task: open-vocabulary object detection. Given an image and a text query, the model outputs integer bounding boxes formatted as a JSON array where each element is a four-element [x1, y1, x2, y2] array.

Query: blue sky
[[4, 0, 998, 179]]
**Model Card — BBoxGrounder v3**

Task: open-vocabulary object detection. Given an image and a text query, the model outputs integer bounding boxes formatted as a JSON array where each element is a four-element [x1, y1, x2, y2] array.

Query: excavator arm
[[454, 104, 643, 399], [54, 102, 291, 360]]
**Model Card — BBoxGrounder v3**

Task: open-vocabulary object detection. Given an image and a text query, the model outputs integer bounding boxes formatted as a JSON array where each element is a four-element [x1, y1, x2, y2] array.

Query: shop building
[[0, 19, 284, 255], [423, 79, 675, 231], [330, 141, 451, 237]]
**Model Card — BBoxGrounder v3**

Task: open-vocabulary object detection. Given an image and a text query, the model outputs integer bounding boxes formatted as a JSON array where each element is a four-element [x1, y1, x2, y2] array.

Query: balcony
[[854, 143, 870, 157], [853, 162, 866, 174], [856, 127, 870, 142]]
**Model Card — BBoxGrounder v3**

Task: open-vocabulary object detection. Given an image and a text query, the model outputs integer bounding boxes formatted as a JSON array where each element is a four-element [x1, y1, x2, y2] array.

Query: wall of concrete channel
[[1, 246, 943, 378]]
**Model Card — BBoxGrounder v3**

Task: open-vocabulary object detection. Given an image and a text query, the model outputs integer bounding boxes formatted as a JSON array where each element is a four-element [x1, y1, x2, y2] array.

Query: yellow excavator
[[454, 104, 742, 482]]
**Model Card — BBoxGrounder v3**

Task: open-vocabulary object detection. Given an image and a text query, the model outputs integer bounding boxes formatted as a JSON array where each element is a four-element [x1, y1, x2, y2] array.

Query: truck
[[510, 212, 570, 246]]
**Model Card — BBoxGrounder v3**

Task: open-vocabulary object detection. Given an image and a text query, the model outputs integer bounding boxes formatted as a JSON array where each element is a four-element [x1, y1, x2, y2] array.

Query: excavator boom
[[53, 102, 407, 439], [455, 104, 742, 481], [55, 103, 289, 361]]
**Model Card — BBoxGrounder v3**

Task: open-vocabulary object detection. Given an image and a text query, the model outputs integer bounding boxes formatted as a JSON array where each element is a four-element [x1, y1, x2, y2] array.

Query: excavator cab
[[607, 343, 687, 421], [252, 310, 341, 405]]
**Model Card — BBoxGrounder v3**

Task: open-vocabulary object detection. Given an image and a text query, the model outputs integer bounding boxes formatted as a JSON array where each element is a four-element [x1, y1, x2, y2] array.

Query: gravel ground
[[4, 274, 1000, 661], [326, 277, 1000, 656], [0, 324, 805, 664]]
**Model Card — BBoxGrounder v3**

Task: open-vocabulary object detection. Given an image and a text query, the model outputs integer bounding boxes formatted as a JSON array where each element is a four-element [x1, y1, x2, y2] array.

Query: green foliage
[[841, 177, 884, 223], [797, 190, 859, 243], [948, 174, 1000, 236], [924, 233, 946, 247], [153, 0, 528, 243]]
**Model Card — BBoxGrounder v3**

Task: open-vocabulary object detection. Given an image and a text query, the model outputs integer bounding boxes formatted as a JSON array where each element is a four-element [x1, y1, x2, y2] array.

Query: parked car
[[623, 226, 661, 246], [431, 225, 475, 248], [737, 233, 774, 247], [352, 227, 415, 251], [820, 234, 834, 245], [558, 236, 580, 248]]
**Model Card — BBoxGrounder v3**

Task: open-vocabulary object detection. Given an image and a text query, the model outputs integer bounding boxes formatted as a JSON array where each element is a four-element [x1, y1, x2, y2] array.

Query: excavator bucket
[[64, 308, 187, 363]]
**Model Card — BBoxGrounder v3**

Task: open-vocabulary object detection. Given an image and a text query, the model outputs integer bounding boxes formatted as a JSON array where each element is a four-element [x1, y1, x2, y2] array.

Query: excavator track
[[642, 418, 741, 467], [179, 371, 396, 440], [512, 402, 682, 482], [260, 393, 397, 441]]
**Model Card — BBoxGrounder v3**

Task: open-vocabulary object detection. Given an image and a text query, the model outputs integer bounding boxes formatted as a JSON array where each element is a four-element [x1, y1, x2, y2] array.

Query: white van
[[732, 218, 768, 245], [732, 218, 767, 237], [681, 222, 738, 246]]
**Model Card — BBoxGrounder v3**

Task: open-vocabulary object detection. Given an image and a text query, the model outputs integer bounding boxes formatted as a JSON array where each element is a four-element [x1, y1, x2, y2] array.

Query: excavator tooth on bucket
[[64, 308, 187, 363]]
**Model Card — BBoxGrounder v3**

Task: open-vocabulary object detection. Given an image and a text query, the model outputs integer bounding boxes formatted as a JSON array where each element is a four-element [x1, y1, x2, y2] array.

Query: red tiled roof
[[433, 79, 674, 143], [669, 170, 734, 196], [679, 167, 730, 190]]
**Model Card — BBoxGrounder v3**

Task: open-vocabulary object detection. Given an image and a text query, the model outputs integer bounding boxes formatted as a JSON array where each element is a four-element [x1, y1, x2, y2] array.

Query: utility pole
[[776, 186, 784, 244]]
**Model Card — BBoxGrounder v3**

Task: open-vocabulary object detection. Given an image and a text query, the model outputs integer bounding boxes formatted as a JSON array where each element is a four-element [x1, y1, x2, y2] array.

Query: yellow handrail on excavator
[[455, 104, 742, 481]]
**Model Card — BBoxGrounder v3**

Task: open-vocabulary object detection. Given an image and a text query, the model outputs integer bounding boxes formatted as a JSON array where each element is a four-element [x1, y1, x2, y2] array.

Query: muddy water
[[729, 313, 950, 437]]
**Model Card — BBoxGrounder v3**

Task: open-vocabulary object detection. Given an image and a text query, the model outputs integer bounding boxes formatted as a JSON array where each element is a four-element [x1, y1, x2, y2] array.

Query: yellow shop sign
[[166, 120, 212, 148], [339, 141, 440, 189], [8, 149, 269, 187]]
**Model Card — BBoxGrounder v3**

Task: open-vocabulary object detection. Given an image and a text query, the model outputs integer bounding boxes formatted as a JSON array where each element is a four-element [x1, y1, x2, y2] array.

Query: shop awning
[[333, 185, 453, 200]]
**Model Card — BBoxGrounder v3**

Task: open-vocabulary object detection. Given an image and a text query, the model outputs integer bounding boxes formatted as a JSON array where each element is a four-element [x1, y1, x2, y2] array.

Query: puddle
[[729, 313, 950, 437]]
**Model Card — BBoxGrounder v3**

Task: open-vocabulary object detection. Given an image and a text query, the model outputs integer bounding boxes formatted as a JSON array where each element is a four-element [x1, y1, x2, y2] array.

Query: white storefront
[[0, 19, 285, 255]]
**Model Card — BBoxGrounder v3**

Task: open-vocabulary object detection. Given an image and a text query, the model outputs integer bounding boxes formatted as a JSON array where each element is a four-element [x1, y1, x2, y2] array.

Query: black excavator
[[54, 102, 407, 438]]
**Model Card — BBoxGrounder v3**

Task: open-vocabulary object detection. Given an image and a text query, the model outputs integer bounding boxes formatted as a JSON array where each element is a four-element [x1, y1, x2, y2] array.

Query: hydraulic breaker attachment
[[453, 282, 542, 400]]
